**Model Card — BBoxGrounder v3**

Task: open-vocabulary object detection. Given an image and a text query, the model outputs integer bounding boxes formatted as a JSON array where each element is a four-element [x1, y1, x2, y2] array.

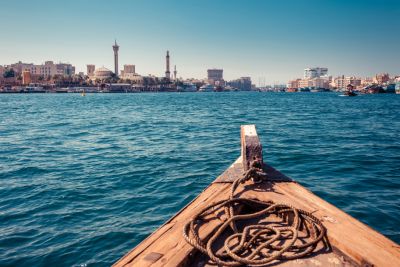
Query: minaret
[[165, 50, 170, 79], [174, 65, 177, 81], [113, 40, 119, 76]]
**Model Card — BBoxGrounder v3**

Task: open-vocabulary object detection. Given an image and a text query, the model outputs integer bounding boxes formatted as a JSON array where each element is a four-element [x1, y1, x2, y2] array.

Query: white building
[[304, 67, 328, 79]]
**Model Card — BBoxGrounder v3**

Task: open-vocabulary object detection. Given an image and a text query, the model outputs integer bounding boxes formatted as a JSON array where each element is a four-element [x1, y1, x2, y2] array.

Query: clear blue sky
[[0, 0, 399, 84]]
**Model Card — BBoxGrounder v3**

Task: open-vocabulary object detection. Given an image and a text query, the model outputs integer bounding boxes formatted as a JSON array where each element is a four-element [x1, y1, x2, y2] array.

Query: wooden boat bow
[[114, 125, 400, 267]]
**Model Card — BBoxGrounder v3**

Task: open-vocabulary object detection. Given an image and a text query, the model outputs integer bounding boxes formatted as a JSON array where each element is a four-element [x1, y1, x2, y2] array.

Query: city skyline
[[0, 0, 399, 83]]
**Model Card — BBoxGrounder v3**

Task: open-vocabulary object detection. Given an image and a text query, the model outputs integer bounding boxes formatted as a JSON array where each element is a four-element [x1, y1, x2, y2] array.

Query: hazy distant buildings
[[7, 61, 75, 77], [333, 76, 361, 89], [113, 40, 119, 76], [304, 67, 328, 79], [207, 69, 223, 85], [228, 77, 252, 91], [87, 64, 95, 77], [374, 73, 390, 84]]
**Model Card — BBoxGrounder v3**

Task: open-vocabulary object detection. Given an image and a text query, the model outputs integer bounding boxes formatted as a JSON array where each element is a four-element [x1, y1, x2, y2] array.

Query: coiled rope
[[183, 162, 327, 266]]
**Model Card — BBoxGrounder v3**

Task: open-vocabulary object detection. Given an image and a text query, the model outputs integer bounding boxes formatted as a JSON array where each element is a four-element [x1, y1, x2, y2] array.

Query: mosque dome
[[94, 67, 113, 79]]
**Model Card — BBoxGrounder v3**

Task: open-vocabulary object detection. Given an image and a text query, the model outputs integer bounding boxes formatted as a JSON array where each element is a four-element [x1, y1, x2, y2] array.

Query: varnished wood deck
[[114, 126, 400, 267]]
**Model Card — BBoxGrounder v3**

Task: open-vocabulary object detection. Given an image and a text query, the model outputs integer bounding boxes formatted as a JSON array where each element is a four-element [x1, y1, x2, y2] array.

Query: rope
[[183, 163, 327, 266]]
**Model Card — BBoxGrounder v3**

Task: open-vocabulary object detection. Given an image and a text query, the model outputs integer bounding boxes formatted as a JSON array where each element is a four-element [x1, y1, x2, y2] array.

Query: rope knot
[[244, 159, 267, 184]]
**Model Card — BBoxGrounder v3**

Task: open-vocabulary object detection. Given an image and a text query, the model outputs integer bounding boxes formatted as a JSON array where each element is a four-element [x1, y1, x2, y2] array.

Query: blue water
[[0, 92, 399, 266]]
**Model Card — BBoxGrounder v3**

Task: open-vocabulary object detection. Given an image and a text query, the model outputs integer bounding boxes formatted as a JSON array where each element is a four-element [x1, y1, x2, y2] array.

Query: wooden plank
[[213, 157, 243, 183], [231, 174, 400, 266], [241, 125, 263, 171], [113, 183, 232, 267]]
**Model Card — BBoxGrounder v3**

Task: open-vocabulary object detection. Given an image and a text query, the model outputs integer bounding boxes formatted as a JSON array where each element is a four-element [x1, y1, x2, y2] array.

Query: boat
[[25, 84, 46, 93], [199, 84, 215, 92], [177, 83, 197, 92], [114, 125, 400, 267], [340, 84, 357, 96], [341, 91, 357, 97], [395, 82, 400, 94]]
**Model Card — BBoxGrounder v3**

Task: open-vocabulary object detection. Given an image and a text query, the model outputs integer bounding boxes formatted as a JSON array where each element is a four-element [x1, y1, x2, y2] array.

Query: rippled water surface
[[0, 92, 399, 266]]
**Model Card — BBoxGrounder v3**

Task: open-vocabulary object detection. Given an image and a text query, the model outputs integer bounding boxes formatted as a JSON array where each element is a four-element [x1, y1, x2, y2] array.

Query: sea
[[0, 92, 399, 266]]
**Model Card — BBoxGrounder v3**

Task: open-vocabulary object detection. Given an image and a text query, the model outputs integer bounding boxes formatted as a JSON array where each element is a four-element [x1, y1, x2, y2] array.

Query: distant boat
[[81, 90, 86, 96], [177, 83, 197, 92], [199, 84, 214, 92], [340, 91, 357, 97], [25, 85, 45, 93]]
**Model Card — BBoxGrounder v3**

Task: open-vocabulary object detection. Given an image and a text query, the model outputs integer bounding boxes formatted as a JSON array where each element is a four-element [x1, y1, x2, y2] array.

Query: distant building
[[304, 67, 328, 79], [287, 79, 301, 89], [311, 77, 330, 88], [8, 61, 75, 77], [122, 64, 135, 75], [93, 67, 113, 80], [128, 74, 144, 84], [0, 66, 4, 77], [374, 73, 390, 84], [298, 79, 313, 88], [56, 63, 75, 76], [333, 76, 361, 89], [228, 77, 252, 91], [361, 77, 373, 87], [87, 65, 95, 77], [207, 69, 223, 85], [120, 64, 141, 81], [22, 70, 31, 85]]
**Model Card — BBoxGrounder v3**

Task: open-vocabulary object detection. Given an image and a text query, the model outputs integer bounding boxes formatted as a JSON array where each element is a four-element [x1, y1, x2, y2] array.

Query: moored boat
[[114, 125, 400, 267], [199, 84, 215, 92]]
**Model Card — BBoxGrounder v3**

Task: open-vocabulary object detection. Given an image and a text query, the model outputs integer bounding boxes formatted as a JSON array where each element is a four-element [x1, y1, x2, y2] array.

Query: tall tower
[[174, 65, 177, 81], [113, 40, 119, 76], [165, 50, 170, 79]]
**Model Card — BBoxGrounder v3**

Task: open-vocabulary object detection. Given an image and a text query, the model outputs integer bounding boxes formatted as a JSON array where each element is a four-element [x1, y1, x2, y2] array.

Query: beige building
[[87, 65, 95, 77], [298, 79, 313, 88], [120, 64, 138, 80], [93, 67, 113, 80], [374, 73, 390, 84], [122, 64, 135, 74], [287, 79, 301, 89], [9, 61, 75, 77], [207, 69, 224, 85], [22, 71, 31, 85], [333, 76, 361, 89]]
